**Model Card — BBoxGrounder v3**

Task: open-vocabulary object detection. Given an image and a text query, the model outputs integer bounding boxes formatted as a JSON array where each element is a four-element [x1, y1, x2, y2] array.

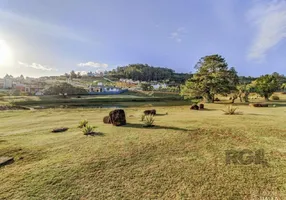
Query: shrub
[[271, 95, 280, 100], [78, 119, 88, 128], [222, 105, 239, 115], [143, 115, 155, 127], [141, 114, 145, 121], [82, 125, 95, 135]]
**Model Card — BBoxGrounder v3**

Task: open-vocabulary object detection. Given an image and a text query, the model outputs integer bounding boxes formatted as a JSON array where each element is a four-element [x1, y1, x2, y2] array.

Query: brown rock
[[144, 109, 156, 115], [109, 109, 126, 126], [190, 105, 199, 110], [249, 103, 268, 107], [103, 116, 111, 124], [51, 127, 69, 133], [0, 157, 14, 167], [199, 104, 204, 110]]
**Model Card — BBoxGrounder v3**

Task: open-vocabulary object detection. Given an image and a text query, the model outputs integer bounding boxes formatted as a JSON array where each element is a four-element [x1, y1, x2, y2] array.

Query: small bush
[[78, 120, 88, 128], [271, 95, 280, 100], [222, 105, 239, 115], [143, 115, 155, 127], [82, 125, 95, 135]]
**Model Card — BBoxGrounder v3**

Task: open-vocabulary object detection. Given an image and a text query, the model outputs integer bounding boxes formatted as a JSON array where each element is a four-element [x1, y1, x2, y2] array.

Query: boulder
[[103, 116, 111, 124], [249, 103, 268, 107], [0, 157, 14, 167], [109, 109, 126, 126], [190, 105, 199, 110], [199, 104, 204, 110], [144, 109, 156, 115], [51, 127, 69, 133]]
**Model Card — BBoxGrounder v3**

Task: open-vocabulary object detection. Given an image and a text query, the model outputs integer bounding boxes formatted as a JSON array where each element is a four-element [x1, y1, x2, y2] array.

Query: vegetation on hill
[[108, 64, 190, 83], [44, 82, 88, 95]]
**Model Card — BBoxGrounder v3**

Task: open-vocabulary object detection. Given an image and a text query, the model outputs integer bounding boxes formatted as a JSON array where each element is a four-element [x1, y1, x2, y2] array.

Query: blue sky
[[0, 0, 286, 77]]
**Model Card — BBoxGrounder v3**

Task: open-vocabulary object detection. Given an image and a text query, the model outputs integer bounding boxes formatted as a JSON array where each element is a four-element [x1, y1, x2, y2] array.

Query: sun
[[0, 40, 13, 66]]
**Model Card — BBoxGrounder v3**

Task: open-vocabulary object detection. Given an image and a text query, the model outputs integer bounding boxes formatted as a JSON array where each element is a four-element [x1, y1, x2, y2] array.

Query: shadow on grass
[[124, 123, 190, 132], [85, 132, 105, 136], [200, 108, 218, 111], [155, 113, 168, 116]]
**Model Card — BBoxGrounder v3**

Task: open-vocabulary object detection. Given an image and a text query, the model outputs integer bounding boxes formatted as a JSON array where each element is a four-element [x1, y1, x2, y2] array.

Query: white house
[[35, 91, 44, 96], [3, 75, 13, 89], [152, 83, 167, 90]]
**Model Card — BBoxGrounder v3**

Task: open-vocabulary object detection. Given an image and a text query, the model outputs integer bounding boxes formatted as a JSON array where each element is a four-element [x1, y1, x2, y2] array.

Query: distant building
[[35, 91, 44, 96], [3, 75, 13, 89], [151, 83, 167, 90], [87, 72, 101, 77], [88, 85, 127, 94]]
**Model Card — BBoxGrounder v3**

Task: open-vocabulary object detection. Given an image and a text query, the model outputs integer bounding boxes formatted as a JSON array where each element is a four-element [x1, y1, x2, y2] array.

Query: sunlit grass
[[1, 101, 286, 199]]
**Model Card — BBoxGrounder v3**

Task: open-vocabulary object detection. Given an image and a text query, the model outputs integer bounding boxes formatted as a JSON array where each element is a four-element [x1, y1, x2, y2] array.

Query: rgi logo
[[225, 149, 268, 166]]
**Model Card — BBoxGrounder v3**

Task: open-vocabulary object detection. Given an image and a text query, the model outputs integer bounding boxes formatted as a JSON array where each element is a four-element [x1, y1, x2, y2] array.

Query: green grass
[[1, 102, 286, 199]]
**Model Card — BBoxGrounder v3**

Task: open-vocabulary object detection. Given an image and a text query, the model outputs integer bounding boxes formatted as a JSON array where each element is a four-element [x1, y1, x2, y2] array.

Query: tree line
[[108, 64, 190, 84], [180, 54, 286, 103]]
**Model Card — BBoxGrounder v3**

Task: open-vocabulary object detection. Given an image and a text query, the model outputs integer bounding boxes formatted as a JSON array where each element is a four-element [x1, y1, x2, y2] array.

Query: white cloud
[[75, 71, 88, 75], [247, 0, 286, 61], [170, 27, 186, 43], [0, 10, 87, 42], [77, 61, 108, 68], [18, 61, 56, 71]]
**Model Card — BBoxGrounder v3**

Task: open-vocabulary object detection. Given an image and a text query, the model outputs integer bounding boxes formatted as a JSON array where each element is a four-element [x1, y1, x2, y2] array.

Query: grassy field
[[1, 98, 286, 199]]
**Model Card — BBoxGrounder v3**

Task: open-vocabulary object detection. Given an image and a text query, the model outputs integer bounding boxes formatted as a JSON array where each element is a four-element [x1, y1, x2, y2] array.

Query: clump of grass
[[271, 95, 280, 100], [82, 125, 95, 135], [140, 114, 145, 121], [143, 115, 155, 127], [222, 105, 239, 115], [78, 119, 89, 128]]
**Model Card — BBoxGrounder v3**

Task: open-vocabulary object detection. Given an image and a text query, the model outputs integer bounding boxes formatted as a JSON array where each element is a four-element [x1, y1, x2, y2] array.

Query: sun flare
[[0, 40, 13, 66]]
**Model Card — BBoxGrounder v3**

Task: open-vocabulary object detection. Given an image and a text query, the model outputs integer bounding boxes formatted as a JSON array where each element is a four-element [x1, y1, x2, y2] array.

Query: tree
[[281, 83, 286, 91], [234, 83, 255, 103], [180, 55, 239, 102], [44, 82, 88, 95], [141, 83, 153, 91], [252, 74, 279, 101], [70, 70, 77, 79], [20, 74, 25, 80], [77, 72, 82, 78]]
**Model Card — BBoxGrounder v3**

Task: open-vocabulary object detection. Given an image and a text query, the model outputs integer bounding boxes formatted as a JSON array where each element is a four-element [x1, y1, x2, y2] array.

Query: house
[[35, 91, 44, 96], [151, 83, 167, 90], [88, 85, 127, 94], [14, 83, 26, 92], [3, 75, 13, 89], [87, 71, 101, 77]]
